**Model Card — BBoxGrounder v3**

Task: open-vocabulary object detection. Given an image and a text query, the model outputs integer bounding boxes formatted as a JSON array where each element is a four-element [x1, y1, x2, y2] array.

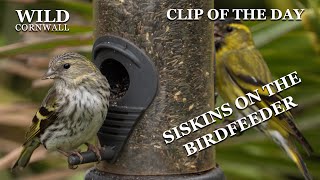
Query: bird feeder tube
[[85, 0, 224, 179]]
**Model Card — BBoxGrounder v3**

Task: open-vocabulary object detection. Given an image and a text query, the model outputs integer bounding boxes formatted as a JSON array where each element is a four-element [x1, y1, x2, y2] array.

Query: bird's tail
[[11, 139, 40, 171], [269, 130, 312, 180]]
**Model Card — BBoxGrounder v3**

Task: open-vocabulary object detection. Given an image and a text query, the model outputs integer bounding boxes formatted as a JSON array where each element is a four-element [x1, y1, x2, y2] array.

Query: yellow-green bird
[[12, 52, 110, 170], [214, 19, 313, 180]]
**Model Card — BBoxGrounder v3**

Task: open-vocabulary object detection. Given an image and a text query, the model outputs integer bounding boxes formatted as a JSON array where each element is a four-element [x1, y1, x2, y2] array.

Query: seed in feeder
[[166, 26, 170, 32], [189, 104, 194, 111], [174, 91, 182, 101]]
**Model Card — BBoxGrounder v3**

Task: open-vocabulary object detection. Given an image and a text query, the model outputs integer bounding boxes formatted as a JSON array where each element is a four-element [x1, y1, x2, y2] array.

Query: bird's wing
[[223, 48, 293, 113], [24, 87, 58, 144], [222, 47, 273, 93], [221, 48, 285, 107], [222, 48, 313, 154]]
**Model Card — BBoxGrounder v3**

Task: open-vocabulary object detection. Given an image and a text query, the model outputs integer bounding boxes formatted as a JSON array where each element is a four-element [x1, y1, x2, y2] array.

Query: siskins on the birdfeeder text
[[163, 71, 302, 156]]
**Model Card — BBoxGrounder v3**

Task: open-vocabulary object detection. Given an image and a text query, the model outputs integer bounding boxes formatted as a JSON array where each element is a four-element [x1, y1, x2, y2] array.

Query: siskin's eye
[[226, 26, 234, 33], [63, 63, 71, 69]]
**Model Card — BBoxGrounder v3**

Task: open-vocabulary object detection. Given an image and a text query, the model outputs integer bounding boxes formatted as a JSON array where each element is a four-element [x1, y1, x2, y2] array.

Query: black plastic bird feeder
[[81, 0, 224, 179], [93, 35, 159, 163]]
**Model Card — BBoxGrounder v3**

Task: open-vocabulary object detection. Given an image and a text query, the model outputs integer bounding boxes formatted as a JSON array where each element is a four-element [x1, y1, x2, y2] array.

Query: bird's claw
[[58, 149, 84, 169], [71, 151, 84, 163], [85, 143, 102, 162], [68, 164, 78, 169], [68, 151, 83, 169]]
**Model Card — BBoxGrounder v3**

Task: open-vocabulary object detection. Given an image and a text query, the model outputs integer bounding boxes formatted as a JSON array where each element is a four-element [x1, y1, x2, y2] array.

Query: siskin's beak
[[214, 22, 223, 38], [214, 27, 223, 43], [214, 31, 223, 38], [42, 68, 56, 80]]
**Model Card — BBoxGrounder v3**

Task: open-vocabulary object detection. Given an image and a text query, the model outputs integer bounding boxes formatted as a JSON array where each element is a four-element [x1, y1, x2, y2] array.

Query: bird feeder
[[78, 0, 223, 179]]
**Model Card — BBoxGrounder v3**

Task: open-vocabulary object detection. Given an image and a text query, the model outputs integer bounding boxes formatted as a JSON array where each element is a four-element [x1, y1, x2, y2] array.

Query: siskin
[[12, 52, 110, 170], [214, 19, 313, 180]]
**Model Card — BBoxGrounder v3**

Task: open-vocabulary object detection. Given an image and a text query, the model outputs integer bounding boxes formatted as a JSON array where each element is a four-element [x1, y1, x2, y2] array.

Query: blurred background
[[0, 0, 319, 179]]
